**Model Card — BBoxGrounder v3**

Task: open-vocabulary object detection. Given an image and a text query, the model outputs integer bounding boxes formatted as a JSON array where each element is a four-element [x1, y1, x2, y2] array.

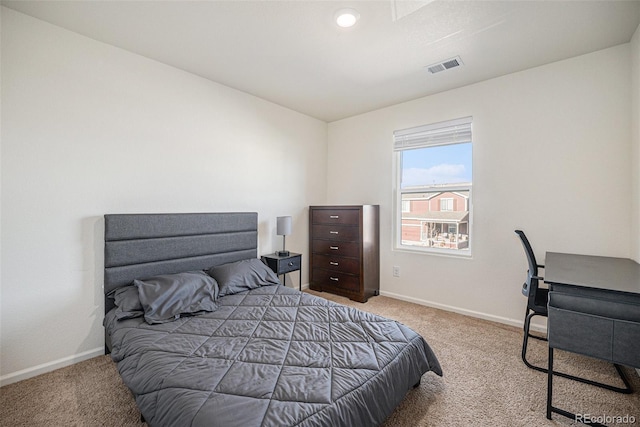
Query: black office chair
[[515, 230, 632, 394], [515, 230, 548, 372]]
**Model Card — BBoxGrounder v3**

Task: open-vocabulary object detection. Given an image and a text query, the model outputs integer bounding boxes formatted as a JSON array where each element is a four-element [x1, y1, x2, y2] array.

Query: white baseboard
[[379, 290, 547, 333], [0, 347, 104, 387]]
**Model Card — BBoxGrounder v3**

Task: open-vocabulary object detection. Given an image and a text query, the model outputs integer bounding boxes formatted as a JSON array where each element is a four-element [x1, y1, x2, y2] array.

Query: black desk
[[545, 252, 640, 295], [544, 252, 640, 425]]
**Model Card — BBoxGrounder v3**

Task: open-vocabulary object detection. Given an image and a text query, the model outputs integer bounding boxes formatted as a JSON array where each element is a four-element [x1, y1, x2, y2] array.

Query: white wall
[[327, 44, 633, 326], [0, 8, 327, 384], [632, 24, 640, 262]]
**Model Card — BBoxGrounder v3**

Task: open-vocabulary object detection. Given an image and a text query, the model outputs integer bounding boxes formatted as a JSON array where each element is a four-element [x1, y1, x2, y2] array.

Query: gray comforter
[[106, 285, 442, 427]]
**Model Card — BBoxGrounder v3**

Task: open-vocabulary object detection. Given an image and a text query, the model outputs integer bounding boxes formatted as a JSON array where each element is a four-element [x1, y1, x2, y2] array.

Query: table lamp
[[276, 216, 291, 256]]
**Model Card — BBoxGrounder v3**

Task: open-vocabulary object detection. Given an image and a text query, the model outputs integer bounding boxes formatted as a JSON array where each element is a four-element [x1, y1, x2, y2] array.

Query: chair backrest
[[514, 230, 540, 300]]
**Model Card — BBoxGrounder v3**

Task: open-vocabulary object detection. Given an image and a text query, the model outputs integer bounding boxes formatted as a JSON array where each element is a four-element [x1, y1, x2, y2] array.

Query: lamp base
[[276, 250, 290, 257]]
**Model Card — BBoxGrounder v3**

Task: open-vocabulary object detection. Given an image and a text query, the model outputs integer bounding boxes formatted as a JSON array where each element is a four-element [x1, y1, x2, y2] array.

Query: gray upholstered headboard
[[104, 212, 258, 314]]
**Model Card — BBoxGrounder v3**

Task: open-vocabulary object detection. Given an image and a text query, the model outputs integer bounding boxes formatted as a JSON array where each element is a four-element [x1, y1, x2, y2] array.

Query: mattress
[[106, 284, 442, 427]]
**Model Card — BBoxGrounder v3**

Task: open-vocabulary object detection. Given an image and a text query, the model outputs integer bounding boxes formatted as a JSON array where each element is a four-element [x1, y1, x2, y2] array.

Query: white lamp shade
[[276, 216, 292, 236]]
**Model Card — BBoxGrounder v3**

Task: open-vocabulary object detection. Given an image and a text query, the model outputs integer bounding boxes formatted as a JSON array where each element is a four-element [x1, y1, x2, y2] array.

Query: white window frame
[[393, 116, 473, 257], [440, 198, 454, 211]]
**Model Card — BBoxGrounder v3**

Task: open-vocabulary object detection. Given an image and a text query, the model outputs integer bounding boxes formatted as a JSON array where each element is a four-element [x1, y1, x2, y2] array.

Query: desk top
[[545, 252, 640, 295]]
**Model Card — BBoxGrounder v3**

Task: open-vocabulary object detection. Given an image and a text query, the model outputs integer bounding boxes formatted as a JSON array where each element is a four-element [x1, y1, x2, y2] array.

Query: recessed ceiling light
[[335, 8, 360, 28]]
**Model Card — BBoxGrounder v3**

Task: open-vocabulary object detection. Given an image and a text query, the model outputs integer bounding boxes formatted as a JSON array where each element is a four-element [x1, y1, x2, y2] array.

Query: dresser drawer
[[311, 224, 360, 242], [311, 208, 360, 225], [311, 239, 360, 258], [312, 254, 360, 274], [312, 268, 360, 292]]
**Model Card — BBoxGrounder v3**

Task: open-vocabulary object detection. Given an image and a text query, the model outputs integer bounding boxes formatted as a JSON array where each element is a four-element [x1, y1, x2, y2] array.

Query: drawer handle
[[330, 277, 339, 281], [330, 215, 339, 219], [288, 262, 294, 266], [329, 231, 339, 234], [330, 262, 339, 266], [330, 246, 339, 250]]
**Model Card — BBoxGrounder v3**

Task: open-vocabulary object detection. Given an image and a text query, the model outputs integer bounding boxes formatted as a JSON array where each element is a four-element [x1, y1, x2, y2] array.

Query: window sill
[[393, 245, 473, 259]]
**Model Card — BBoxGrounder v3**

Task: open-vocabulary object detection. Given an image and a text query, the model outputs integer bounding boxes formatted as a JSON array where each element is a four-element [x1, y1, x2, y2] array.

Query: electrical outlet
[[392, 266, 400, 277]]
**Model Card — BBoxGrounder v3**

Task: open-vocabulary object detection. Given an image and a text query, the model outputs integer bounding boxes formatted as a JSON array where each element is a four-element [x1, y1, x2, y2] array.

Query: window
[[394, 117, 472, 255], [440, 198, 453, 211]]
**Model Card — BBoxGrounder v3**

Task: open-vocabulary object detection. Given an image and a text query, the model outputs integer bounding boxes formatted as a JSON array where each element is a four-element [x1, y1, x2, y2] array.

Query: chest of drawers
[[309, 205, 379, 302]]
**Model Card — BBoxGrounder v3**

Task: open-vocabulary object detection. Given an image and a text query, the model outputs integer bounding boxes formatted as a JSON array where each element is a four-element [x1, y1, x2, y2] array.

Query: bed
[[103, 212, 442, 427]]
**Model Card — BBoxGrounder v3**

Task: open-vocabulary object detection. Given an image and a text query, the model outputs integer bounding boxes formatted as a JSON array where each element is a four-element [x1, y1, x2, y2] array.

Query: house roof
[[402, 190, 470, 201], [402, 211, 469, 223]]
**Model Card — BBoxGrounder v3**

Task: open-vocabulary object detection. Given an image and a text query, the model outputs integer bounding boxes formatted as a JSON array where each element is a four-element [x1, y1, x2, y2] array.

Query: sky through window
[[401, 142, 472, 188]]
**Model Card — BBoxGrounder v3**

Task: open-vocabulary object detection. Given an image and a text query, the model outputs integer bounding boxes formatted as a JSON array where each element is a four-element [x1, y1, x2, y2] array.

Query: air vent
[[426, 56, 463, 74]]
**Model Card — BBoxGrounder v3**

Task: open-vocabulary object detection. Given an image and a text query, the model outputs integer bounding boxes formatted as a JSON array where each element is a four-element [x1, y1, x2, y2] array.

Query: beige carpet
[[1, 292, 638, 426]]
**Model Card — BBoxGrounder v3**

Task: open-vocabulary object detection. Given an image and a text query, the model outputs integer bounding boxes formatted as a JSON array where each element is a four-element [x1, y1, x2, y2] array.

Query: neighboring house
[[401, 188, 470, 249]]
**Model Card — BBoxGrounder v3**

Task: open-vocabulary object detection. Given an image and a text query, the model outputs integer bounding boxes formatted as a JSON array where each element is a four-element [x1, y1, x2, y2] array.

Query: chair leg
[[546, 346, 553, 420], [522, 311, 548, 373]]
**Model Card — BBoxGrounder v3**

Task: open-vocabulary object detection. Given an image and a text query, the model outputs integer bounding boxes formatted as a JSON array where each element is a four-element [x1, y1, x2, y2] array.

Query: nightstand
[[261, 252, 302, 291]]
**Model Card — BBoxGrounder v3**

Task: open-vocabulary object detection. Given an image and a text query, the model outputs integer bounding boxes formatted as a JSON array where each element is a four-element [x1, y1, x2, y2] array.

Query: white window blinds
[[393, 116, 472, 151]]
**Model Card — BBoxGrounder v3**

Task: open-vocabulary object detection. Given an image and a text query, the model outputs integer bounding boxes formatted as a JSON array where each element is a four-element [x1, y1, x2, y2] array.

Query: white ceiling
[[3, 0, 640, 122]]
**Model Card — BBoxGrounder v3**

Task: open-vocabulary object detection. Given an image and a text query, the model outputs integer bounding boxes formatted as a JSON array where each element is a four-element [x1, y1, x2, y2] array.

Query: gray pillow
[[207, 258, 280, 297], [112, 285, 144, 320], [134, 271, 219, 324]]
